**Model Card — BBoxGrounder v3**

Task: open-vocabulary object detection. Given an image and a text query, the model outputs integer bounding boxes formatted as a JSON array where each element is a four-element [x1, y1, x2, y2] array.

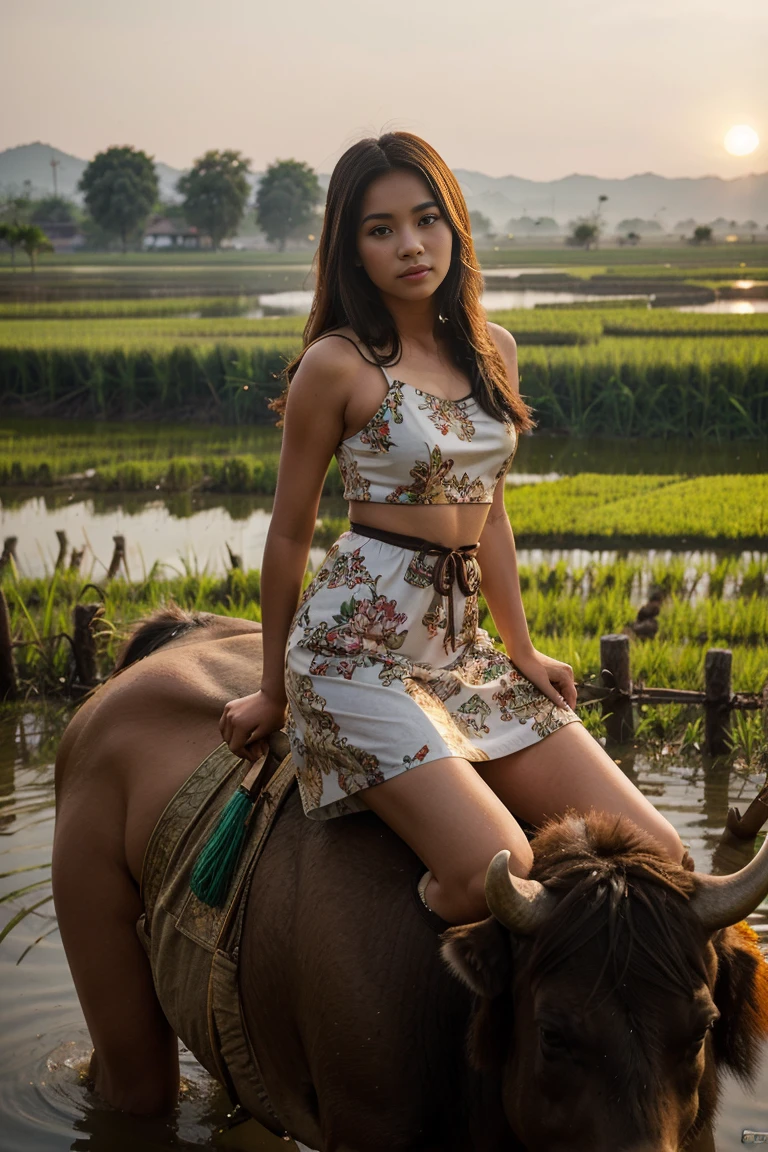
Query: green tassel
[[190, 787, 254, 907]]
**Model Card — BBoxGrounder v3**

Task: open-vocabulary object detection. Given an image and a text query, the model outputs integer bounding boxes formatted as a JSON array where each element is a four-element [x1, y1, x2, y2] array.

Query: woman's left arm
[[478, 324, 577, 711]]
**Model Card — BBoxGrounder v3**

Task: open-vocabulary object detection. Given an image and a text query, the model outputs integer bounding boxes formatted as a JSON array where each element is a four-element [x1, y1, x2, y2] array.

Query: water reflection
[[2, 488, 766, 581], [679, 300, 768, 314], [1, 706, 767, 1150]]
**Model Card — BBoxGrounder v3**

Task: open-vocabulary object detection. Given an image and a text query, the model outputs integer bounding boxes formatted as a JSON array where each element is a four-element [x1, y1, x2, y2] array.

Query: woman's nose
[[398, 230, 425, 259]]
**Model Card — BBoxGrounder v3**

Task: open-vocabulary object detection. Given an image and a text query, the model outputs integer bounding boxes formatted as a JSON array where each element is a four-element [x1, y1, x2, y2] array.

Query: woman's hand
[[512, 648, 577, 712], [219, 690, 287, 761]]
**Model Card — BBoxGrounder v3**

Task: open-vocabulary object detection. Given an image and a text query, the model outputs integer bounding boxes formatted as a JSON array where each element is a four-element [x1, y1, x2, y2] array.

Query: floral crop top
[[335, 364, 517, 505]]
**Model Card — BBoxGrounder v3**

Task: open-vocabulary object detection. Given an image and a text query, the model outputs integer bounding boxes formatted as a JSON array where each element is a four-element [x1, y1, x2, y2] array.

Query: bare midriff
[[347, 500, 491, 550]]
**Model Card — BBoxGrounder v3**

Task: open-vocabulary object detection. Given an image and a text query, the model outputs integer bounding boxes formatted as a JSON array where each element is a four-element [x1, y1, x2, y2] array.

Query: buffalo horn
[[690, 832, 768, 932], [485, 849, 557, 934]]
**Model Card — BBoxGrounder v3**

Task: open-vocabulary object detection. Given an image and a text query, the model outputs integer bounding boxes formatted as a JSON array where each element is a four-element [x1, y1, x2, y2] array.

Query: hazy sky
[[3, 0, 766, 179]]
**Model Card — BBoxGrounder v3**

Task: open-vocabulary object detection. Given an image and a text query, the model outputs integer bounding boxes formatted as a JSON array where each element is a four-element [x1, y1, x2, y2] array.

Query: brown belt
[[349, 521, 481, 651]]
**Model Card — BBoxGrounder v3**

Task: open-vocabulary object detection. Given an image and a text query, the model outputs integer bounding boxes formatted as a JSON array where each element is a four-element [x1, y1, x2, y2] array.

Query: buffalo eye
[[687, 1018, 718, 1055], [539, 1023, 570, 1059]]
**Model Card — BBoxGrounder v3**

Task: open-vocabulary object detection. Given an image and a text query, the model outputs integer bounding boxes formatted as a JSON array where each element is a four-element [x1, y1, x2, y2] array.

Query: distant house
[[142, 215, 211, 250]]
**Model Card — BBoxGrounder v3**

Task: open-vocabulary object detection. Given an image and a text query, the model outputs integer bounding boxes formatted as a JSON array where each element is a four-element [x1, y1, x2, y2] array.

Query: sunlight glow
[[724, 125, 759, 156]]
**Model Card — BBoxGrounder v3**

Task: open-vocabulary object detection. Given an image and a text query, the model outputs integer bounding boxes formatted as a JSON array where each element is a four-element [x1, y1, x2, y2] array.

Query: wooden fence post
[[73, 603, 102, 687], [0, 537, 18, 574], [69, 547, 85, 573], [106, 535, 126, 580], [55, 530, 68, 571], [0, 588, 17, 700], [704, 648, 732, 755], [600, 633, 634, 742]]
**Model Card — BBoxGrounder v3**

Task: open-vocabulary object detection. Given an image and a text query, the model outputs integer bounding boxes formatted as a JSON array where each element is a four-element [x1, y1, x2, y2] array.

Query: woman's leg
[[475, 721, 685, 863], [358, 755, 533, 925]]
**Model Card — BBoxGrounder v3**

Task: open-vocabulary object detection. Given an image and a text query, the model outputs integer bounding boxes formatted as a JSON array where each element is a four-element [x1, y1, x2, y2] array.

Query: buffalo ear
[[441, 917, 512, 999], [712, 921, 768, 1083]]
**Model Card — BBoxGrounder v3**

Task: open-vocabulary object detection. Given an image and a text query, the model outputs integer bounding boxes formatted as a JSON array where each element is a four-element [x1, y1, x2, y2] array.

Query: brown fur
[[443, 813, 768, 1149], [712, 919, 768, 1083]]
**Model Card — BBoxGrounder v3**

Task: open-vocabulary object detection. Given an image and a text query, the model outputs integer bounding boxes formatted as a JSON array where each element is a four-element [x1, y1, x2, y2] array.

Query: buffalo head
[[443, 813, 768, 1152]]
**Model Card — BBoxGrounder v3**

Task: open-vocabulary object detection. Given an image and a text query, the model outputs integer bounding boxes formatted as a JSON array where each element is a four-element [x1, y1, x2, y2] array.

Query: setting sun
[[724, 125, 759, 156]]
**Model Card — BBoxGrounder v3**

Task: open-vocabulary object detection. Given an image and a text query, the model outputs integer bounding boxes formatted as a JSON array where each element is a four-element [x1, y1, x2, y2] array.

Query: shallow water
[[1, 433, 765, 579], [679, 300, 768, 314], [1, 490, 766, 583], [1, 706, 767, 1151], [254, 287, 651, 314]]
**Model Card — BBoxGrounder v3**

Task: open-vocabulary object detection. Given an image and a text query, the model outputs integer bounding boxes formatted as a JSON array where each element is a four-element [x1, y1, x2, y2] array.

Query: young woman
[[220, 131, 683, 925]]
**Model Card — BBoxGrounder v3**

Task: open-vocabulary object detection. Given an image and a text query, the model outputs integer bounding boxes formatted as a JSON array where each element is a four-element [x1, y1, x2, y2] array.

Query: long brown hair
[[270, 131, 533, 431]]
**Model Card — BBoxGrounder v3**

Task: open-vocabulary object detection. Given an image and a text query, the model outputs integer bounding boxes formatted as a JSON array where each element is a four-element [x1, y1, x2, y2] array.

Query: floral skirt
[[285, 529, 581, 820]]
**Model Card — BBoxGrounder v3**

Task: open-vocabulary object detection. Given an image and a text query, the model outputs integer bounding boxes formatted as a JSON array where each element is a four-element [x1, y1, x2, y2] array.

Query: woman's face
[[355, 168, 454, 306]]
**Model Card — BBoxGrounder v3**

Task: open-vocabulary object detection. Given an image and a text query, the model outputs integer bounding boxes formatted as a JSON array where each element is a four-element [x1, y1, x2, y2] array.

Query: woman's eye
[[420, 213, 439, 226], [370, 226, 390, 237]]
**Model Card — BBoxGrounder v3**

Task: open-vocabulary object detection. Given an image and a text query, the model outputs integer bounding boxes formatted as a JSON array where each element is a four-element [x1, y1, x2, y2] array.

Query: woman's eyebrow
[[360, 200, 439, 226]]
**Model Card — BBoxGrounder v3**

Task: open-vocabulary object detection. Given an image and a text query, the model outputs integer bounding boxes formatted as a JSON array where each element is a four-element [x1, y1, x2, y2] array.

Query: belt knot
[[423, 544, 481, 651]]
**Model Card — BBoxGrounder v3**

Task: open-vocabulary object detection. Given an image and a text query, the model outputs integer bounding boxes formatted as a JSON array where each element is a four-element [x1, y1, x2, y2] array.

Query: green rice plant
[[3, 553, 766, 701], [0, 894, 55, 946], [505, 474, 768, 543], [576, 704, 608, 739], [680, 715, 704, 753], [2, 311, 768, 434], [0, 296, 270, 321], [516, 337, 768, 438], [0, 339, 299, 422], [726, 710, 765, 766], [601, 309, 768, 338]]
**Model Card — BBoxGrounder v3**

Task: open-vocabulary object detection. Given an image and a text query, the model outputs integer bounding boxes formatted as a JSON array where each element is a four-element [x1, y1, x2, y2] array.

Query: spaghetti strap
[[311, 333, 392, 386], [312, 333, 375, 363]]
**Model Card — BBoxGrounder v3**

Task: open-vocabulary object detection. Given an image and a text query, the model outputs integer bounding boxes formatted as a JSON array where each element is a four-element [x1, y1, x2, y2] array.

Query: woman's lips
[[399, 267, 431, 282]]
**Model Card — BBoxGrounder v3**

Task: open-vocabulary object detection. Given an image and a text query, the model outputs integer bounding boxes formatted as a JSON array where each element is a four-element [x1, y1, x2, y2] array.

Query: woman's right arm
[[220, 339, 355, 758]]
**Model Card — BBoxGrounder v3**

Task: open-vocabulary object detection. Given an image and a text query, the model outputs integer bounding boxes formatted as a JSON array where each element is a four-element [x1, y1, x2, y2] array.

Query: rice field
[[3, 307, 768, 345], [0, 296, 269, 321], [504, 474, 768, 544], [3, 558, 765, 752], [1, 331, 766, 434]]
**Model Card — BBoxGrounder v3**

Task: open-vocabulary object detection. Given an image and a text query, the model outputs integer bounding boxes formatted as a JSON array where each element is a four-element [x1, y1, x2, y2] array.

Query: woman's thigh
[[475, 722, 684, 863], [358, 755, 534, 885]]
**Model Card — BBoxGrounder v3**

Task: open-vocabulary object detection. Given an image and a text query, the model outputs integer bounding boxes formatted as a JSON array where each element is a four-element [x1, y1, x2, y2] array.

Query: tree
[[30, 196, 76, 226], [177, 150, 252, 249], [256, 159, 322, 251], [691, 225, 713, 245], [567, 222, 599, 250], [78, 146, 158, 252], [16, 224, 53, 271], [0, 222, 22, 270], [469, 210, 493, 238]]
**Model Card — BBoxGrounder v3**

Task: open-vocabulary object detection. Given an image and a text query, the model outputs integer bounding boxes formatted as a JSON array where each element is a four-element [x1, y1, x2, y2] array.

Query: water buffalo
[[53, 608, 768, 1151]]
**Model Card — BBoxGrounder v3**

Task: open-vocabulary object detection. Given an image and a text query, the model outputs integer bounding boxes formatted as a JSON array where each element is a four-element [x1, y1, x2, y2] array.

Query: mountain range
[[2, 142, 766, 232]]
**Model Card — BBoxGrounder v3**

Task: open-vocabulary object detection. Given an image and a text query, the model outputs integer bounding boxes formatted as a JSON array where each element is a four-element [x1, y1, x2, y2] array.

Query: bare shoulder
[[290, 327, 369, 399], [486, 322, 519, 393], [487, 321, 518, 357]]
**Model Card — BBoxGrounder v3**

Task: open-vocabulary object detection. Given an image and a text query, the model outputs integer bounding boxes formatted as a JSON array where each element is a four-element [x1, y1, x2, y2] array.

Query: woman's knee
[[433, 839, 534, 924], [646, 812, 685, 865]]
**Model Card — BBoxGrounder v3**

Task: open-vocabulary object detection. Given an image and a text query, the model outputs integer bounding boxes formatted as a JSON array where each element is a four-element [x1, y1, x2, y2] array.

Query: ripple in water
[[1, 1019, 288, 1152]]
